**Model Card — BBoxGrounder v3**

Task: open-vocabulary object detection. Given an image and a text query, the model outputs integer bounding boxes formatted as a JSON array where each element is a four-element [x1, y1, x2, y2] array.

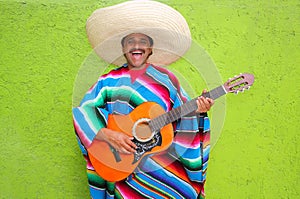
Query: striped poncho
[[72, 64, 210, 199]]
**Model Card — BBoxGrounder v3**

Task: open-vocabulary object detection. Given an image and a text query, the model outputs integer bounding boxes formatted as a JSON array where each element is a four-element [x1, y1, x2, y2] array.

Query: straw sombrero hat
[[86, 0, 191, 66]]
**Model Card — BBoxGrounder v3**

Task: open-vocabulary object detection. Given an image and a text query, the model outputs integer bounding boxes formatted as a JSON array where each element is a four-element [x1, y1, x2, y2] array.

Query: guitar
[[87, 73, 254, 182]]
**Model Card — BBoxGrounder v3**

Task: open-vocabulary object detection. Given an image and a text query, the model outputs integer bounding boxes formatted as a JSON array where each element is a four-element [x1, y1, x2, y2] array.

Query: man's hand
[[95, 128, 137, 154], [196, 89, 214, 113]]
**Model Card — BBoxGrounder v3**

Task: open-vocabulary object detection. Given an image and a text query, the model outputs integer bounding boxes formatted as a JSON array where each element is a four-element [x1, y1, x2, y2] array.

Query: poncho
[[72, 64, 210, 199]]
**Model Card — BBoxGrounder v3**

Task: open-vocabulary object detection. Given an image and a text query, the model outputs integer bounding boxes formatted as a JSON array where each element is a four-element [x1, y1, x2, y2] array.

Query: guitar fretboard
[[149, 85, 226, 132]]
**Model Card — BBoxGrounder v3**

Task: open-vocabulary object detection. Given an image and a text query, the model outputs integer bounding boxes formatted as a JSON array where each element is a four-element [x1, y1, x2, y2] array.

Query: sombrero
[[86, 0, 191, 66]]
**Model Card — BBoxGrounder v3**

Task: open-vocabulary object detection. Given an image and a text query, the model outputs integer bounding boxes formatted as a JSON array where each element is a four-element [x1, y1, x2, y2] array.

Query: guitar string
[[150, 86, 226, 132]]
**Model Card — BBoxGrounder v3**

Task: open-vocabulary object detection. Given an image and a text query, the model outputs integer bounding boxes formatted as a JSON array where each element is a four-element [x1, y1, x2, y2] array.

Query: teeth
[[132, 51, 142, 54]]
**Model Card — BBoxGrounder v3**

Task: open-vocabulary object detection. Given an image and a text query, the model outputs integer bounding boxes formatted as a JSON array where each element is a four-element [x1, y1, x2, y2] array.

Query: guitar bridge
[[110, 146, 121, 162]]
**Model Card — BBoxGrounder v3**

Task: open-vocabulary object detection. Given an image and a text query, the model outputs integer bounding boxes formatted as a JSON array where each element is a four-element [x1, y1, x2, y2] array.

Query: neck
[[128, 63, 148, 70]]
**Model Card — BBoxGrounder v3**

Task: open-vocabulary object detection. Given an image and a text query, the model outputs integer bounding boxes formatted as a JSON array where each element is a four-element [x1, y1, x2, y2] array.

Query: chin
[[129, 61, 146, 69]]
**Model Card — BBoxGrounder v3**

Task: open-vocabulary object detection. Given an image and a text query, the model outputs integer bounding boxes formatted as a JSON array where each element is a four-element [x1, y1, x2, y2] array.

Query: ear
[[149, 47, 153, 56], [122, 46, 126, 54]]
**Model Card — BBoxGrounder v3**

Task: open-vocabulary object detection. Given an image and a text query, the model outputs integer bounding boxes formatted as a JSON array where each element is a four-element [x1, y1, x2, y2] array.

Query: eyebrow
[[121, 35, 154, 46], [126, 37, 148, 42], [126, 37, 135, 41]]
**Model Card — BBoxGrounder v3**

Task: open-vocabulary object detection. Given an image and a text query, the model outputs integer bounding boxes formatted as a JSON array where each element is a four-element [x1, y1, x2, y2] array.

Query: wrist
[[95, 128, 106, 141]]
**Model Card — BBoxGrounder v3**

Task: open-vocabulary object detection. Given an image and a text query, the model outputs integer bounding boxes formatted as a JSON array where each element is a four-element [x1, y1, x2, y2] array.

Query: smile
[[130, 49, 145, 54], [130, 49, 145, 59]]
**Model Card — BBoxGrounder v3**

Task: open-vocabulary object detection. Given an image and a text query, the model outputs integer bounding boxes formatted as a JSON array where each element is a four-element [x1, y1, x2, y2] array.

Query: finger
[[207, 98, 214, 105], [117, 140, 131, 154], [119, 148, 131, 154], [200, 98, 207, 110], [198, 97, 211, 112], [118, 138, 135, 153], [196, 97, 202, 112], [127, 138, 137, 150], [197, 97, 206, 112], [124, 147, 136, 154], [202, 101, 210, 111], [123, 143, 136, 153]]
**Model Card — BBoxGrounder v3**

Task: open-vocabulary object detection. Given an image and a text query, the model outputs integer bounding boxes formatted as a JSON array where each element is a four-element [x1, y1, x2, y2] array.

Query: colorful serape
[[73, 64, 210, 198]]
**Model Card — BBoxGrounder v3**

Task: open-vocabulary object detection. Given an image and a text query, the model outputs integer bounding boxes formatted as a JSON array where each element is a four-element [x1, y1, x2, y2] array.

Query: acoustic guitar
[[87, 73, 254, 181]]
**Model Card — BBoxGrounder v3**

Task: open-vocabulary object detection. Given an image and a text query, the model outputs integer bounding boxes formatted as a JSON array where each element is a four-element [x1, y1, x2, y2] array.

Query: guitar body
[[87, 102, 174, 182]]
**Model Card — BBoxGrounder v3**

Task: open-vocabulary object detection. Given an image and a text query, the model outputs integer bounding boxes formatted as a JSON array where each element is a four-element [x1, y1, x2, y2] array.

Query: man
[[73, 1, 214, 198]]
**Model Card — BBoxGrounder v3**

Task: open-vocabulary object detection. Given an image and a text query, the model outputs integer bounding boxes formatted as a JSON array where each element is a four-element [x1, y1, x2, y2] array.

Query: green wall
[[0, 0, 298, 198]]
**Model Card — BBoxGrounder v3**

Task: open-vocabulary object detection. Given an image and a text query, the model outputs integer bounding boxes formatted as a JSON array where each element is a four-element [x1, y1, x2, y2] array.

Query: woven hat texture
[[86, 0, 191, 66]]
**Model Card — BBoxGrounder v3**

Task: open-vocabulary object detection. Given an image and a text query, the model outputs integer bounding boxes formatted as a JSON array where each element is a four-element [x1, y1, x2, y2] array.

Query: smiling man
[[72, 1, 214, 198], [121, 33, 153, 70]]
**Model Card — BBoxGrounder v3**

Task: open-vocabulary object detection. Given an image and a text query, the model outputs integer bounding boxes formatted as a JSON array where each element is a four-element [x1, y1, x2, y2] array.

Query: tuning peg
[[234, 90, 239, 95]]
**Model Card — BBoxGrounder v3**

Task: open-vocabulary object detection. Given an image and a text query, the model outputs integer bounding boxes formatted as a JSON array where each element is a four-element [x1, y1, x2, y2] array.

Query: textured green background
[[0, 0, 299, 198]]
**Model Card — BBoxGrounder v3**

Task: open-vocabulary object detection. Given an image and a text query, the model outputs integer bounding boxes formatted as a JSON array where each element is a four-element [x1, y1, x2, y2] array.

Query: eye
[[139, 40, 148, 45], [127, 40, 134, 44]]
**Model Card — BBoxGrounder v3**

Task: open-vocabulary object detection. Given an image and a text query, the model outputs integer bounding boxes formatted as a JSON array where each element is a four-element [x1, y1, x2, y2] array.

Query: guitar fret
[[150, 85, 227, 132], [212, 88, 220, 99], [208, 86, 226, 100]]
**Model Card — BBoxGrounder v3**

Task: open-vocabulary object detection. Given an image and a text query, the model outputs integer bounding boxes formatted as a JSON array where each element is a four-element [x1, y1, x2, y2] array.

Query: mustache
[[129, 48, 145, 53]]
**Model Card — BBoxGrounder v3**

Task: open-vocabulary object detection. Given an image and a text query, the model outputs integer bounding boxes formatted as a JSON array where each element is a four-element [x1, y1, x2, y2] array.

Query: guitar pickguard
[[132, 132, 162, 164]]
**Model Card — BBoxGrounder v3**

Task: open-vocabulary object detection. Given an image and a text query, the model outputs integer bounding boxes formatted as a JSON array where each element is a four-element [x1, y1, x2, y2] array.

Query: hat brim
[[86, 0, 191, 66]]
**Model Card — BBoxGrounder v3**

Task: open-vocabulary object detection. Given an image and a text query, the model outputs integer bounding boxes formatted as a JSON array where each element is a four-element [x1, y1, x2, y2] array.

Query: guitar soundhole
[[132, 118, 154, 143]]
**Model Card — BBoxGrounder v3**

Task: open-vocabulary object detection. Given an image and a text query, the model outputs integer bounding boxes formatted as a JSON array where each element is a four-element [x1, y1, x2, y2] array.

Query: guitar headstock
[[224, 73, 254, 94]]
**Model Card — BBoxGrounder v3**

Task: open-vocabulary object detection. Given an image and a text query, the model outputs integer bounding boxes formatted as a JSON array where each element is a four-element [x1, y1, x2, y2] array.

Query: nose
[[133, 41, 140, 49]]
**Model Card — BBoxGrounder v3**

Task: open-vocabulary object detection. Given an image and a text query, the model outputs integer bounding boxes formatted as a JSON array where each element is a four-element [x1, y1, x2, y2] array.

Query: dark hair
[[121, 34, 154, 47]]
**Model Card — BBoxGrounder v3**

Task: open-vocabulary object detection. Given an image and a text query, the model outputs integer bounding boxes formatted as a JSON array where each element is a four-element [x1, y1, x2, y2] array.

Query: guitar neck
[[150, 85, 226, 132]]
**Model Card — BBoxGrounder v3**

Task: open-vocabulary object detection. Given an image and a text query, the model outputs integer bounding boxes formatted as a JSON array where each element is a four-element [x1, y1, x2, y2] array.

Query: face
[[122, 33, 153, 69]]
